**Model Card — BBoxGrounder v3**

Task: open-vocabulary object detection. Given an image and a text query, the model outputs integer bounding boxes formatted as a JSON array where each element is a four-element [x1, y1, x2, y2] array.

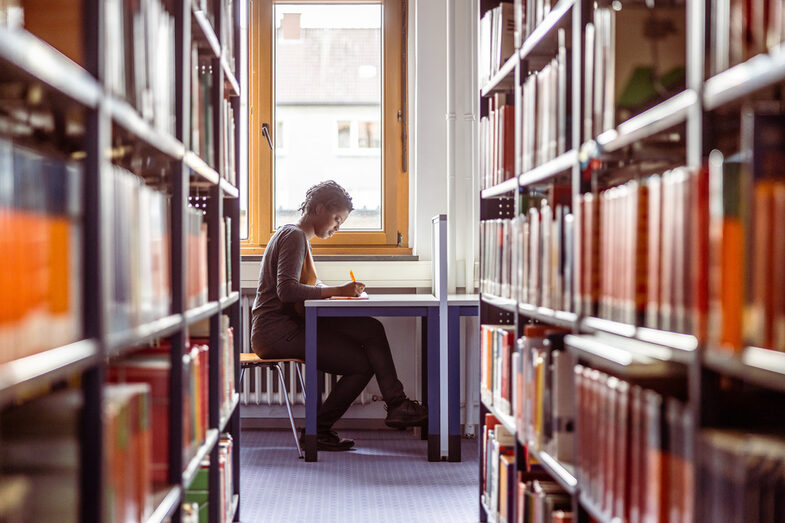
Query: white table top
[[446, 294, 479, 306], [305, 293, 439, 307]]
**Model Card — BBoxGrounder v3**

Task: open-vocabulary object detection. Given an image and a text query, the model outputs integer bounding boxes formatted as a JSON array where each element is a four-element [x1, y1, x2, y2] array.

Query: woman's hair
[[298, 180, 354, 216]]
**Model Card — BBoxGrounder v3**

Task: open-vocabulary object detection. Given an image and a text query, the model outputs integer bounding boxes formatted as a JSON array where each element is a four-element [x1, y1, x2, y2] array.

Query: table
[[303, 294, 441, 462], [445, 295, 479, 462]]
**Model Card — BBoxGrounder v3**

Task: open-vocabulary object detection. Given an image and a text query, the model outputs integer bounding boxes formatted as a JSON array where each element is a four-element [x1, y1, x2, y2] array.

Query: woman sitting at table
[[250, 180, 428, 451]]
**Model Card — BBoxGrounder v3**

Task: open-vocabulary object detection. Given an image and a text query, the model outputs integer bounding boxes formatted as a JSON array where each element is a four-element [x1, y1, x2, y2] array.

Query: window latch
[[262, 123, 273, 150]]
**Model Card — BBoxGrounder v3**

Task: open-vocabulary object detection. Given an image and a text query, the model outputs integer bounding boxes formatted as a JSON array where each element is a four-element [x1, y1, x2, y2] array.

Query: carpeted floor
[[239, 429, 479, 523]]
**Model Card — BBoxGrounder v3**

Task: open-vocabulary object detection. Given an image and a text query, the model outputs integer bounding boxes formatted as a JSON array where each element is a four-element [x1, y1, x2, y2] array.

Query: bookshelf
[[478, 0, 785, 521], [0, 0, 244, 521]]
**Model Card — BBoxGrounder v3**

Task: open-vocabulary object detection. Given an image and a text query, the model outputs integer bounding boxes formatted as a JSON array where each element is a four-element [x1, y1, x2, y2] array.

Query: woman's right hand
[[338, 281, 365, 297]]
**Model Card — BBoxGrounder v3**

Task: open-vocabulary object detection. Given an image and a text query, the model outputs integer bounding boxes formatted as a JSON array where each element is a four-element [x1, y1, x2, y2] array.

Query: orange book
[[720, 158, 745, 352], [690, 166, 710, 342]]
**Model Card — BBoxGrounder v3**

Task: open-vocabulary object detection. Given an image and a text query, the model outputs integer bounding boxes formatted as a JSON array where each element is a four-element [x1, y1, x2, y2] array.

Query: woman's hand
[[320, 281, 366, 298], [338, 281, 366, 297]]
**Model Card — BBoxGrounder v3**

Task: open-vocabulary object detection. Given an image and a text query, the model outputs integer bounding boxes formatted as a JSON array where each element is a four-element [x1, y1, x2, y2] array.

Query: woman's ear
[[314, 203, 325, 216]]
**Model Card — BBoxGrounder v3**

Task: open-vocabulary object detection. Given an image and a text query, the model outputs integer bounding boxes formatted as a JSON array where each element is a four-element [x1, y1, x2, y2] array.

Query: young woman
[[250, 181, 427, 451]]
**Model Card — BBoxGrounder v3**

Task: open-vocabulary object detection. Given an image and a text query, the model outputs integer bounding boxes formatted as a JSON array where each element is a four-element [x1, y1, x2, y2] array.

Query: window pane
[[274, 4, 382, 231], [337, 121, 351, 148]]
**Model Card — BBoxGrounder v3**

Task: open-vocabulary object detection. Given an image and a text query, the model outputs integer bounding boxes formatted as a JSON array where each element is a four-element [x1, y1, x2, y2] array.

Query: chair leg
[[274, 363, 303, 459], [295, 363, 306, 400]]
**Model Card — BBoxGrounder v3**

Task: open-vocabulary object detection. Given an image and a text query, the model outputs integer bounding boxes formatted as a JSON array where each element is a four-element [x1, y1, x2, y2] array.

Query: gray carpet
[[239, 429, 479, 522]]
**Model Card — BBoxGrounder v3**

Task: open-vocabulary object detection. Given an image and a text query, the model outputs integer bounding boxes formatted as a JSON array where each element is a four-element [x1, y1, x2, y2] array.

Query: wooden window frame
[[245, 0, 410, 255]]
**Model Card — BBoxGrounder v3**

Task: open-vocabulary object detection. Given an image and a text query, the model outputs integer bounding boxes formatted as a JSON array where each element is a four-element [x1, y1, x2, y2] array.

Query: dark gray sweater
[[250, 224, 323, 346]]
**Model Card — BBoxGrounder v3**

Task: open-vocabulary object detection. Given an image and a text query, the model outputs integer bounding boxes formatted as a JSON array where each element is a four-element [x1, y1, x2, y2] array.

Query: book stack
[[481, 325, 516, 414], [184, 434, 234, 523], [482, 414, 516, 521], [109, 166, 172, 333], [519, 192, 574, 311], [517, 480, 572, 523], [220, 0, 236, 74], [708, 107, 785, 353], [0, 389, 81, 523], [104, 0, 176, 134], [520, 29, 570, 173], [218, 434, 235, 522], [480, 93, 515, 190], [480, 193, 575, 312], [709, 0, 785, 75], [103, 383, 154, 522], [578, 167, 709, 337], [192, 52, 216, 169], [0, 140, 83, 362], [479, 1, 515, 86], [480, 219, 513, 298], [575, 365, 693, 522], [109, 343, 209, 484], [519, 329, 574, 463], [191, 315, 235, 422], [698, 430, 785, 522], [583, 4, 686, 140], [186, 205, 209, 309]]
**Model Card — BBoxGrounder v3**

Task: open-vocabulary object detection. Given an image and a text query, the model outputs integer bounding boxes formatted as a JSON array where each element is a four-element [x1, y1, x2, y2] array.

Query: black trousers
[[252, 316, 406, 432]]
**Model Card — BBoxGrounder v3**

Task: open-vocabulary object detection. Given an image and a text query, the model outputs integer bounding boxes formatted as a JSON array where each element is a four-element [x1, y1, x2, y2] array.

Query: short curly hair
[[298, 180, 354, 216]]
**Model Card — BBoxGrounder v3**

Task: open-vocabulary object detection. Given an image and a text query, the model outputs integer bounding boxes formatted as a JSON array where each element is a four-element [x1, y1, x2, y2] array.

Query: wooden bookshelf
[[477, 0, 785, 520], [0, 0, 245, 520]]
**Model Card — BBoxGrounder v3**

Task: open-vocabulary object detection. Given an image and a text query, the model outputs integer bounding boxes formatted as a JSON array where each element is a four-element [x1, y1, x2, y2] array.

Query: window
[[245, 0, 409, 254]]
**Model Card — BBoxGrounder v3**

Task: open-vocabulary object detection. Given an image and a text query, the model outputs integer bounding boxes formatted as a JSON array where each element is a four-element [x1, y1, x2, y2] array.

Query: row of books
[[482, 413, 516, 521], [186, 205, 209, 310], [192, 54, 216, 171], [517, 481, 572, 523], [182, 433, 235, 523], [709, 106, 785, 352], [482, 413, 574, 523], [0, 385, 156, 522], [105, 0, 176, 135], [480, 192, 575, 311], [578, 167, 708, 335], [518, 328, 574, 463], [575, 365, 693, 523], [191, 315, 236, 421], [109, 342, 210, 485], [520, 30, 569, 174], [583, 4, 686, 142], [481, 324, 516, 416], [709, 0, 785, 75], [480, 94, 514, 190], [699, 429, 785, 523], [0, 140, 83, 363], [109, 166, 172, 333], [515, 0, 560, 47], [219, 0, 236, 74], [479, 2, 515, 88]]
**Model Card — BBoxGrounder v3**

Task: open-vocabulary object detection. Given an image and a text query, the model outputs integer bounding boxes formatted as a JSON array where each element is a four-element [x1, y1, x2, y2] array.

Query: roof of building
[[275, 28, 382, 105]]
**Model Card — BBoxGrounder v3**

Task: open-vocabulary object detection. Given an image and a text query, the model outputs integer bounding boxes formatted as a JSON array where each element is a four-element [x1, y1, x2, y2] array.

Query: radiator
[[240, 295, 374, 407]]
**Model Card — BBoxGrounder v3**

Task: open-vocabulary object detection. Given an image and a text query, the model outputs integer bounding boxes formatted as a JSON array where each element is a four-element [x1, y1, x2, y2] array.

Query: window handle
[[262, 123, 273, 150]]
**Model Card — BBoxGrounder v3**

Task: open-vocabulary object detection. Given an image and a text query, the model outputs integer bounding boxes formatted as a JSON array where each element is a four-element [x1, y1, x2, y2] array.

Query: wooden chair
[[240, 352, 306, 459]]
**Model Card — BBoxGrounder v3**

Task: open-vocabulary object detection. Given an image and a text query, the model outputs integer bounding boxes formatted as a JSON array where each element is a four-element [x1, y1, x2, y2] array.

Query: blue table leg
[[427, 306, 440, 462], [448, 306, 462, 462], [420, 314, 428, 441], [305, 307, 318, 462]]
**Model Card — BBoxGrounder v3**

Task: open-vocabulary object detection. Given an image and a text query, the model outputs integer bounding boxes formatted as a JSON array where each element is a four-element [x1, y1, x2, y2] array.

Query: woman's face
[[313, 205, 350, 239]]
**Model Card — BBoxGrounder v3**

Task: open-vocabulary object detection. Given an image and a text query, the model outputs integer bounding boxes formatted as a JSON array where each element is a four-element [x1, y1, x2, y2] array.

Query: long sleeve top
[[251, 224, 322, 345]]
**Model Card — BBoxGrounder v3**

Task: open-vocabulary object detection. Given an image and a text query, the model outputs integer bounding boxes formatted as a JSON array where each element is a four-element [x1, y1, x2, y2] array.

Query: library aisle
[[240, 429, 478, 522]]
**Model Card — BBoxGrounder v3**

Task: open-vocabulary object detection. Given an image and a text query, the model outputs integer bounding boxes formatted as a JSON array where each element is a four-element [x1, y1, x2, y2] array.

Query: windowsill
[[242, 254, 419, 262]]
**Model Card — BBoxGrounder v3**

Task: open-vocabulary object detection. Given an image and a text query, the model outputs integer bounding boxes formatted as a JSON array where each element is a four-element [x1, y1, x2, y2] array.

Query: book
[[329, 291, 369, 300]]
